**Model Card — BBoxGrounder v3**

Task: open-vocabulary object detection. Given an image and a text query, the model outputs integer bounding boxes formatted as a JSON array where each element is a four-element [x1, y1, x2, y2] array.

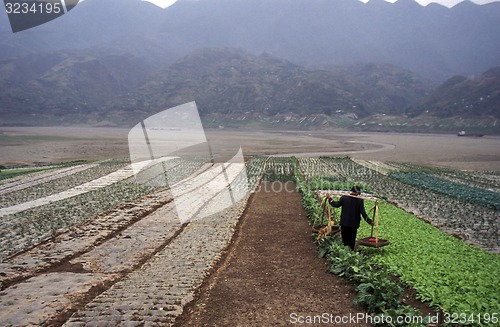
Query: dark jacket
[[328, 195, 372, 229]]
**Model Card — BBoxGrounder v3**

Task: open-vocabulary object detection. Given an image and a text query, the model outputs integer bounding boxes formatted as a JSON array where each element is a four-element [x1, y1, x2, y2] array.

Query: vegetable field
[[0, 157, 207, 260], [0, 154, 498, 326], [302, 157, 499, 253], [295, 156, 500, 326]]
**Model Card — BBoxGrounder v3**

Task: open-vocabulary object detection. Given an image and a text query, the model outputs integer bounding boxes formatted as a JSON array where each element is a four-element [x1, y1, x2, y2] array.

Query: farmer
[[326, 186, 373, 250]]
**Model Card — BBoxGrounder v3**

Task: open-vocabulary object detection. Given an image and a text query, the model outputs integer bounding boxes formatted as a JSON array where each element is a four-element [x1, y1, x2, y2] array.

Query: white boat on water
[[457, 131, 484, 137]]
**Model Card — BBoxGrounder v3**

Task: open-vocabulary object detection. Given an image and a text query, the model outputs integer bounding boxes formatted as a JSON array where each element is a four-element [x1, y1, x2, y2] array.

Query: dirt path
[[175, 182, 372, 327]]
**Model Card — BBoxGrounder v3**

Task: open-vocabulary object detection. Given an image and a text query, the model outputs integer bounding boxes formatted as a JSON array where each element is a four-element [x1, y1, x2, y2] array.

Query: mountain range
[[0, 0, 499, 132]]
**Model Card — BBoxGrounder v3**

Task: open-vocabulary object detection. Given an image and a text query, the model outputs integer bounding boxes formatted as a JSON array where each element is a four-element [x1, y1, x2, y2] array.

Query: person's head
[[351, 185, 361, 195]]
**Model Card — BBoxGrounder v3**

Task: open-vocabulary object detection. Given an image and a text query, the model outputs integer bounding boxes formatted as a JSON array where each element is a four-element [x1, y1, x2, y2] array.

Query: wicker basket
[[312, 224, 340, 234], [357, 237, 390, 248]]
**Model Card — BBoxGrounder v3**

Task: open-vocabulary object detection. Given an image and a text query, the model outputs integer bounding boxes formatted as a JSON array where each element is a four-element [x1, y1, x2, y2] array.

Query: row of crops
[[0, 159, 129, 208], [380, 162, 500, 193], [390, 172, 500, 210], [0, 160, 88, 183], [291, 156, 500, 326], [0, 157, 214, 260]]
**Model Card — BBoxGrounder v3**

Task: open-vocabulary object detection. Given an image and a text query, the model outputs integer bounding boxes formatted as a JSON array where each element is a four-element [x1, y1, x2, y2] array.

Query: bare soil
[[1, 127, 499, 171], [0, 127, 130, 167]]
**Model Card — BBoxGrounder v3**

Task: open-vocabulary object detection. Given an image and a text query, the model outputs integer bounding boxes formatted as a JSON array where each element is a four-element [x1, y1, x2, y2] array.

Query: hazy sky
[[143, 0, 500, 9]]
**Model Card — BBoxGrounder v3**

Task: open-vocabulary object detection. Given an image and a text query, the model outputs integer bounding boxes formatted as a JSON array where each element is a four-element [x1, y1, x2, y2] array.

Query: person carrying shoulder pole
[[326, 186, 374, 250]]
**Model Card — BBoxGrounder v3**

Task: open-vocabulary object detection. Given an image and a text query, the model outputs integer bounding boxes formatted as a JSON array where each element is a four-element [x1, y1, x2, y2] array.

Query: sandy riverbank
[[1, 127, 499, 171]]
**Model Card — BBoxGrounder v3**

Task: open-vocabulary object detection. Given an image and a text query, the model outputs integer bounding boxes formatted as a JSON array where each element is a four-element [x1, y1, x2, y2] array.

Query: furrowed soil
[[174, 182, 372, 327]]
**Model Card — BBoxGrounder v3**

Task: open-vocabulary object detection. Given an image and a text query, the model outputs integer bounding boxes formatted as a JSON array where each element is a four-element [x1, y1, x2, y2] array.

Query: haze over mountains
[[0, 0, 499, 132]]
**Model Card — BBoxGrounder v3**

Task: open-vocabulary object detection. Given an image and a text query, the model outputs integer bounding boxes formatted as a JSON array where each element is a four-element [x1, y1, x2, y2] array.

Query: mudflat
[[1, 127, 499, 171]]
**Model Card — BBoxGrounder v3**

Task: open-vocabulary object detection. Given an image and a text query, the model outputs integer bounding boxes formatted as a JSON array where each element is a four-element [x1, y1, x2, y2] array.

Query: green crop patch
[[357, 202, 500, 316], [294, 157, 500, 325], [0, 167, 50, 181], [390, 172, 500, 211]]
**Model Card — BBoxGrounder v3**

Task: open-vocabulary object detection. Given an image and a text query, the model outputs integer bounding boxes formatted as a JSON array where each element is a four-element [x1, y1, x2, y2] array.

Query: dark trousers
[[341, 226, 358, 250]]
